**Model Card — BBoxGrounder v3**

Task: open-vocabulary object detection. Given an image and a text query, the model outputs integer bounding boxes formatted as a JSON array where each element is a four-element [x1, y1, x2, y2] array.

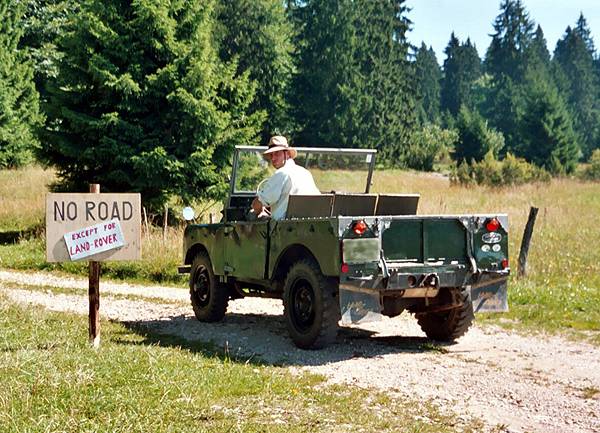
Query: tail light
[[486, 217, 500, 232], [341, 263, 350, 273], [501, 258, 509, 269], [352, 220, 368, 236]]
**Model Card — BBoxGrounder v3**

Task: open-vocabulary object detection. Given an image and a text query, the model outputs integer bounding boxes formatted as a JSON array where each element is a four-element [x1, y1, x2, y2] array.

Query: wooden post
[[142, 206, 149, 240], [89, 183, 101, 347], [518, 206, 539, 277], [162, 204, 168, 242]]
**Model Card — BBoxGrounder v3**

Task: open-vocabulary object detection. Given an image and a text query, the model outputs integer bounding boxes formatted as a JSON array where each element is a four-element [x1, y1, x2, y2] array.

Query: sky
[[406, 0, 600, 62]]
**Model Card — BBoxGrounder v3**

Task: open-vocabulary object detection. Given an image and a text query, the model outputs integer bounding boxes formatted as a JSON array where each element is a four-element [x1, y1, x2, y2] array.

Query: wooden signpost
[[46, 187, 141, 347]]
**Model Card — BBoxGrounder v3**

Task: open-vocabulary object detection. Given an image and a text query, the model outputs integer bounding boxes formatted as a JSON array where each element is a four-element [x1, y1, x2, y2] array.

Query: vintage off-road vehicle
[[180, 146, 509, 349]]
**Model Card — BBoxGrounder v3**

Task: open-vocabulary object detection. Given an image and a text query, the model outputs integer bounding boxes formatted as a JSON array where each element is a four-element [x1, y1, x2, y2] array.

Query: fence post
[[518, 206, 539, 277]]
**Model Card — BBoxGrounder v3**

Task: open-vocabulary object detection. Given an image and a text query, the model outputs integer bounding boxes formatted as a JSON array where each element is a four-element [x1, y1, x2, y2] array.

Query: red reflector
[[353, 220, 368, 236], [486, 218, 500, 232], [341, 263, 350, 273], [501, 258, 509, 269]]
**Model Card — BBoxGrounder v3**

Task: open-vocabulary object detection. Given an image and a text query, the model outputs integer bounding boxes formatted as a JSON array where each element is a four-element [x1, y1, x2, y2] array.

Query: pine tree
[[528, 25, 551, 75], [440, 34, 481, 117], [520, 78, 580, 173], [484, 0, 535, 152], [292, 0, 416, 162], [351, 0, 416, 160], [216, 0, 295, 141], [42, 0, 262, 210], [553, 16, 600, 159], [0, 0, 44, 168], [485, 0, 534, 85], [291, 0, 356, 147], [454, 106, 504, 163], [414, 42, 441, 124]]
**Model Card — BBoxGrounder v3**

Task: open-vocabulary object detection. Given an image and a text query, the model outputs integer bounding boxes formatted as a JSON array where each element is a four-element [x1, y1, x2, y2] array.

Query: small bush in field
[[581, 149, 600, 181], [403, 124, 458, 171], [451, 153, 550, 186]]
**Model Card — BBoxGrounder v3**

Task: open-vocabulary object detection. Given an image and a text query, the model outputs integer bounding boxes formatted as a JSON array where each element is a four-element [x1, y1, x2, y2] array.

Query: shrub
[[403, 124, 458, 171], [451, 152, 550, 186], [581, 149, 600, 181]]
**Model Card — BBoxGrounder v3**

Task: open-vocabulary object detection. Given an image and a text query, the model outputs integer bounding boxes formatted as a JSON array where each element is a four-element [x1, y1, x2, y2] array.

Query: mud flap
[[339, 286, 383, 324], [471, 281, 508, 313]]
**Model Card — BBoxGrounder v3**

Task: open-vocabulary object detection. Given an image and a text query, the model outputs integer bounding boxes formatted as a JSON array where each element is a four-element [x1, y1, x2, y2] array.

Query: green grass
[[0, 294, 474, 433]]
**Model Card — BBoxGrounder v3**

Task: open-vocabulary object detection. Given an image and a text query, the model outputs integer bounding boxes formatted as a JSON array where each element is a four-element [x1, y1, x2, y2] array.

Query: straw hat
[[263, 135, 297, 159]]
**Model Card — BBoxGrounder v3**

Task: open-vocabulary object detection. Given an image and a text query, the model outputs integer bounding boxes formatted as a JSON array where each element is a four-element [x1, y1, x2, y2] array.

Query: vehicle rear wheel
[[283, 259, 340, 349], [416, 287, 474, 342], [189, 252, 228, 322]]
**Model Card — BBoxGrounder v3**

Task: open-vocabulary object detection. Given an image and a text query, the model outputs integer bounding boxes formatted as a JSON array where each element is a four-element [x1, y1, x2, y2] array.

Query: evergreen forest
[[2, 0, 600, 209]]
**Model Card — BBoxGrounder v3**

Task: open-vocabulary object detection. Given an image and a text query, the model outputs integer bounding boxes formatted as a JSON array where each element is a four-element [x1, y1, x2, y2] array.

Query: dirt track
[[1, 269, 598, 433]]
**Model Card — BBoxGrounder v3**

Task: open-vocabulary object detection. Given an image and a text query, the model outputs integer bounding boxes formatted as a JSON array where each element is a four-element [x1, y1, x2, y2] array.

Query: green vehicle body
[[181, 146, 509, 349]]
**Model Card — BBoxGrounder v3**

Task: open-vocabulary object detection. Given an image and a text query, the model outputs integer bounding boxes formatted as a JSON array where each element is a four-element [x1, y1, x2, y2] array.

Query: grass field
[[1, 165, 599, 340], [0, 294, 477, 433]]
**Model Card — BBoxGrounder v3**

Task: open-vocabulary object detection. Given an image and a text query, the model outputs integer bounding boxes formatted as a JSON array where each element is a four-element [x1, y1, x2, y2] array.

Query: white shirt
[[257, 159, 320, 220]]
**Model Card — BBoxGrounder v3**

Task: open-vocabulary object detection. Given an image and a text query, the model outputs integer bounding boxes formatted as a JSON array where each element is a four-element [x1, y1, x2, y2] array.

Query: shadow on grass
[[118, 310, 446, 367], [0, 226, 42, 244]]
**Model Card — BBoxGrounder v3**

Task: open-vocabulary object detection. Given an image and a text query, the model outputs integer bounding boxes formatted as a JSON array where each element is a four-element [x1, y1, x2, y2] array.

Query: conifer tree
[[216, 0, 295, 141], [0, 0, 43, 168], [292, 0, 416, 162], [553, 16, 600, 159], [440, 34, 481, 117], [291, 0, 356, 146], [414, 42, 441, 124], [520, 79, 580, 173], [454, 106, 504, 163], [351, 0, 416, 160], [484, 0, 534, 152], [485, 0, 533, 85], [42, 0, 262, 209]]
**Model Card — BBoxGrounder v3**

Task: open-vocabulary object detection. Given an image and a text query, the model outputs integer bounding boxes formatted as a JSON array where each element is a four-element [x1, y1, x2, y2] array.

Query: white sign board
[[63, 219, 125, 261], [46, 193, 141, 262]]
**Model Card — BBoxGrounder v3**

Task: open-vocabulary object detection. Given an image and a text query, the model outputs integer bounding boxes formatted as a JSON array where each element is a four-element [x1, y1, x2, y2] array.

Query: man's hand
[[251, 197, 264, 214]]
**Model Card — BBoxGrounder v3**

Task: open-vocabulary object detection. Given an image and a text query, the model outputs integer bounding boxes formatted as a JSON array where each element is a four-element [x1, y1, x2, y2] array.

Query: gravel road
[[1, 269, 598, 433]]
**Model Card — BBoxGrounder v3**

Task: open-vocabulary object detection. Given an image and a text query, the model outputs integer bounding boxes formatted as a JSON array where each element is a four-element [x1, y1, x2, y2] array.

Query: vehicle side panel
[[269, 219, 340, 277], [183, 224, 225, 274], [223, 221, 269, 279]]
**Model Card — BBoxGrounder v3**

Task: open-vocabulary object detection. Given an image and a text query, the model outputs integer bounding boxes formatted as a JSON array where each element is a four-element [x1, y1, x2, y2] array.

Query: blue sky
[[406, 0, 600, 62]]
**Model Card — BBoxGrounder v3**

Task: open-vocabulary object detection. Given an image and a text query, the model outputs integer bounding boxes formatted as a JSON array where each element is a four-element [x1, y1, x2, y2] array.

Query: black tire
[[189, 252, 228, 322], [416, 287, 474, 342], [283, 259, 340, 349]]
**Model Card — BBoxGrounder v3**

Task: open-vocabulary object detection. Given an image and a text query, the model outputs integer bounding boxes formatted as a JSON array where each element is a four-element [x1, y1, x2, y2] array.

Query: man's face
[[268, 150, 287, 169]]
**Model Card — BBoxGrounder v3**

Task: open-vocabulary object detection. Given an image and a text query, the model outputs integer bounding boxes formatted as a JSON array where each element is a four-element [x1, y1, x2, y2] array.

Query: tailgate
[[381, 217, 468, 264]]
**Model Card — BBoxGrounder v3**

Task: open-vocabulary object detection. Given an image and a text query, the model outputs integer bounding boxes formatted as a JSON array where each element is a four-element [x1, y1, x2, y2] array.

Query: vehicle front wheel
[[189, 252, 228, 322], [416, 287, 474, 342], [283, 259, 340, 349]]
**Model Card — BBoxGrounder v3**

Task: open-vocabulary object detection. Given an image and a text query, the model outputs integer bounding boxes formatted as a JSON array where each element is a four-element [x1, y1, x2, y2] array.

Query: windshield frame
[[230, 145, 378, 197]]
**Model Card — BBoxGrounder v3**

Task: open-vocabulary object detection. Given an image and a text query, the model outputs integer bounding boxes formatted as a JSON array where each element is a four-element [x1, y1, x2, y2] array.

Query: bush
[[451, 152, 550, 186], [581, 149, 600, 181], [403, 124, 458, 171]]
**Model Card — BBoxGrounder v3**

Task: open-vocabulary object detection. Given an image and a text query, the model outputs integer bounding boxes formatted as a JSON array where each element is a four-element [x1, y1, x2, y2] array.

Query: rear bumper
[[339, 264, 509, 311]]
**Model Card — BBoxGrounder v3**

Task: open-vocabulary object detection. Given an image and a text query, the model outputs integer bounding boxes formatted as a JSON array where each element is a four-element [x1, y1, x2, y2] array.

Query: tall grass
[[0, 165, 55, 231]]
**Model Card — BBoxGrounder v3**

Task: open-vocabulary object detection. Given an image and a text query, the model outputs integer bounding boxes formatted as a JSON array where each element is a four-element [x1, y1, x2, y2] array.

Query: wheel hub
[[291, 279, 315, 331]]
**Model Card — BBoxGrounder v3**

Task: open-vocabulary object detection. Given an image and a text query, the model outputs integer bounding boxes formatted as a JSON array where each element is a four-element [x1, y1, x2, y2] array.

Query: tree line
[[0, 0, 598, 210]]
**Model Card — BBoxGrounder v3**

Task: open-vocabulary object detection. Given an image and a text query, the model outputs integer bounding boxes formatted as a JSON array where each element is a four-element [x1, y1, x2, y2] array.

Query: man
[[251, 135, 320, 220]]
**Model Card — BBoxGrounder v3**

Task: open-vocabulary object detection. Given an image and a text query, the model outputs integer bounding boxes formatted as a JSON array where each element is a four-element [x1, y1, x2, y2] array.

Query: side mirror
[[182, 207, 195, 221]]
